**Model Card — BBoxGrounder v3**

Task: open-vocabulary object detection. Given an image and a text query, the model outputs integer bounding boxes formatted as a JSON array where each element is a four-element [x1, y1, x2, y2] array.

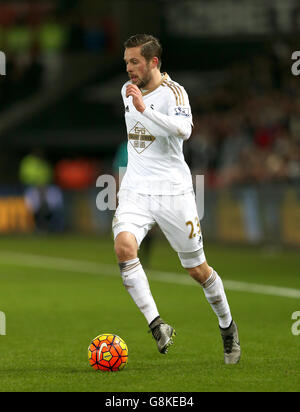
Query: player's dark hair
[[124, 34, 162, 69]]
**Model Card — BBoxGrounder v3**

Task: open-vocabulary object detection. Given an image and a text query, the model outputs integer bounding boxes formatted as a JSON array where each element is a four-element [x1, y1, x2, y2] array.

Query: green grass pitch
[[0, 234, 299, 392]]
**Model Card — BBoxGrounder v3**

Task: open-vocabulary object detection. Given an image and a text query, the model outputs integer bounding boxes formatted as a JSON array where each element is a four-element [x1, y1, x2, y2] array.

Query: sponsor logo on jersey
[[174, 106, 190, 117], [128, 122, 155, 154]]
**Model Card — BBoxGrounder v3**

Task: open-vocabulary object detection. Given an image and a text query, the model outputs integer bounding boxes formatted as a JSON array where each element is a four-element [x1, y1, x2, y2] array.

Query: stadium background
[[0, 0, 300, 393], [0, 0, 299, 246]]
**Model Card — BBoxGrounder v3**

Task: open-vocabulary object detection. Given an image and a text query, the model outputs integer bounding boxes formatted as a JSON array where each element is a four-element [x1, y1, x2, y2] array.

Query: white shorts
[[112, 189, 206, 268]]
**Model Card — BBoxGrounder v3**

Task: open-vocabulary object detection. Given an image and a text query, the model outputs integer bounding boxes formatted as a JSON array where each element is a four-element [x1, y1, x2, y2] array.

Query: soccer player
[[112, 34, 241, 364]]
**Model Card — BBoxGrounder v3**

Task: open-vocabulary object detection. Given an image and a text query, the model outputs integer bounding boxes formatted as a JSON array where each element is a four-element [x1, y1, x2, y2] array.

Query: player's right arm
[[142, 105, 192, 140], [141, 84, 193, 141]]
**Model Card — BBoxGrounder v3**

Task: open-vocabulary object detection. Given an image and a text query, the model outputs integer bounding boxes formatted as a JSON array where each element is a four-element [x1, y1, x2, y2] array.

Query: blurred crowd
[[1, 2, 299, 190], [0, 0, 116, 109], [187, 47, 300, 187]]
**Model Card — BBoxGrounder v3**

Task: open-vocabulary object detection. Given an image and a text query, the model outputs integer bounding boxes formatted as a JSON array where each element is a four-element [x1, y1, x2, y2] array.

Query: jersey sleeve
[[167, 85, 193, 126], [141, 84, 193, 141]]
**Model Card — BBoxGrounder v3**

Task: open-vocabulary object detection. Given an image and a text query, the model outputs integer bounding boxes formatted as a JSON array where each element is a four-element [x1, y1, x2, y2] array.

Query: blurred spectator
[[82, 17, 106, 53], [19, 150, 64, 232], [6, 16, 32, 56], [39, 14, 69, 86]]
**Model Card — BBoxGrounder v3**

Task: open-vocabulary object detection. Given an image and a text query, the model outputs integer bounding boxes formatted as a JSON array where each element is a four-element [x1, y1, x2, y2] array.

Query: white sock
[[201, 269, 232, 329], [119, 258, 159, 325]]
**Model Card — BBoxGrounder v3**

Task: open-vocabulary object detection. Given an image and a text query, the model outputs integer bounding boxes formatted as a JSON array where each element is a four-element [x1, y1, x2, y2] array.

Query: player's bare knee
[[114, 232, 138, 262], [114, 242, 136, 261], [187, 262, 212, 284], [187, 266, 203, 283]]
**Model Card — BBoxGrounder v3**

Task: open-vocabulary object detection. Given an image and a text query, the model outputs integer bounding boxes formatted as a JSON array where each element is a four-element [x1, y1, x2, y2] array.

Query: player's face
[[124, 46, 152, 89]]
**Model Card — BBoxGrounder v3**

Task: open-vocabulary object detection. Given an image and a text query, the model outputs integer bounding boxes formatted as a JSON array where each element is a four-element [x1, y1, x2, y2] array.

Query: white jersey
[[120, 73, 194, 195]]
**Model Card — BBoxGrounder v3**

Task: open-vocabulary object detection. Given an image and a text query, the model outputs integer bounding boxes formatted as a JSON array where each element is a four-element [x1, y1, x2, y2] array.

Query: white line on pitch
[[0, 251, 300, 299]]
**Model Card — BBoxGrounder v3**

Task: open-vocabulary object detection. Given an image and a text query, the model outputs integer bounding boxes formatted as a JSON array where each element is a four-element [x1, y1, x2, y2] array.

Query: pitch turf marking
[[0, 251, 300, 300]]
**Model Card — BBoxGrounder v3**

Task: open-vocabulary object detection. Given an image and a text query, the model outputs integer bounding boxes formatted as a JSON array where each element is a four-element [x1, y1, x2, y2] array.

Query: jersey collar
[[141, 72, 168, 96]]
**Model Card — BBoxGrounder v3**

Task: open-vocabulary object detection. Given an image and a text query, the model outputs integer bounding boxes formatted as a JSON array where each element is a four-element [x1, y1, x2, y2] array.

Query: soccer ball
[[88, 333, 128, 372]]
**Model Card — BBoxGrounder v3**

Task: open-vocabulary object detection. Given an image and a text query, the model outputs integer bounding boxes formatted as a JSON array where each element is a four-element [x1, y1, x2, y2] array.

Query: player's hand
[[126, 84, 146, 113]]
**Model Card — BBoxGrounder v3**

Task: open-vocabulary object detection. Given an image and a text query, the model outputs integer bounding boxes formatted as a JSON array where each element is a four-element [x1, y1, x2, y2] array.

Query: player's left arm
[[126, 84, 193, 140]]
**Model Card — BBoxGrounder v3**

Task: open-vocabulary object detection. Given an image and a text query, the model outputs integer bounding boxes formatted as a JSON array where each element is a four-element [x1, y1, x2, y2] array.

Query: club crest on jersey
[[128, 122, 155, 154], [174, 106, 190, 117]]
